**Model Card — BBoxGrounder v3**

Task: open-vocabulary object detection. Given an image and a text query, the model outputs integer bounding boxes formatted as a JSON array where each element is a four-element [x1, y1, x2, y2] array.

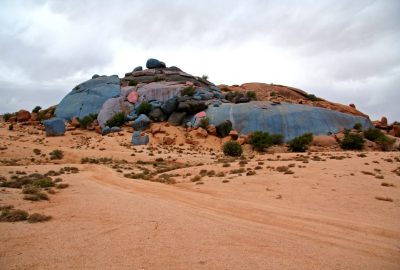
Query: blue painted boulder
[[132, 114, 151, 130], [146, 58, 166, 69], [55, 75, 120, 120], [43, 118, 65, 136], [132, 131, 149, 145], [205, 101, 373, 141], [133, 66, 143, 72]]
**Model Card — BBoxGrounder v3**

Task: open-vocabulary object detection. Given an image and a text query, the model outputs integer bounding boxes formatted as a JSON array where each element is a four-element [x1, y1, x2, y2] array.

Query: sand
[[0, 123, 399, 269]]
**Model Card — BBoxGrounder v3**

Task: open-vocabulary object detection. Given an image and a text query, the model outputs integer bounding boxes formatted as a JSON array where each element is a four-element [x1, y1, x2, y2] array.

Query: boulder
[[133, 66, 143, 72], [193, 128, 208, 138], [55, 75, 120, 120], [161, 97, 178, 115], [148, 108, 167, 122], [312, 135, 337, 147], [381, 116, 388, 126], [137, 82, 185, 102], [237, 135, 249, 145], [132, 131, 149, 145], [97, 96, 133, 128], [146, 58, 166, 69], [92, 74, 100, 79], [177, 100, 207, 113], [30, 112, 38, 122], [132, 114, 151, 130], [229, 130, 239, 140], [43, 118, 65, 136], [127, 91, 139, 103], [206, 124, 217, 136], [206, 102, 373, 141], [393, 125, 400, 137], [16, 110, 31, 122], [168, 112, 186, 126]]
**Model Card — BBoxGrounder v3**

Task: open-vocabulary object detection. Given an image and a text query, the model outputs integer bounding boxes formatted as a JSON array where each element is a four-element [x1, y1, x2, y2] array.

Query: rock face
[[16, 110, 31, 122], [55, 75, 120, 120], [43, 118, 65, 136], [146, 58, 166, 69], [132, 131, 149, 145], [206, 101, 373, 141]]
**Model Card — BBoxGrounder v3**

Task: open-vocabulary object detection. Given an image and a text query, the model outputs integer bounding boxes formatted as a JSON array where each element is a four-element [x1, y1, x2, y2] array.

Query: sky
[[0, 0, 399, 121]]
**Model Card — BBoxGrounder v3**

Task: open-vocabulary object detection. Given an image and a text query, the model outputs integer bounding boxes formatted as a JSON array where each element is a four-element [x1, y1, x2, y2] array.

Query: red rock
[[30, 112, 38, 121], [95, 126, 102, 134], [206, 124, 216, 136], [393, 125, 400, 137], [381, 116, 388, 126], [70, 117, 80, 128], [191, 128, 208, 138], [349, 104, 356, 108], [162, 136, 175, 145], [16, 110, 31, 122], [229, 130, 239, 140]]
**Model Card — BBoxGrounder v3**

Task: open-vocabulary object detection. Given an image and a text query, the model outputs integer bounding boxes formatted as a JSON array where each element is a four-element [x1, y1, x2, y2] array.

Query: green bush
[[249, 131, 273, 151], [288, 133, 313, 152], [49, 149, 63, 160], [340, 133, 365, 150], [353, 123, 362, 131], [28, 213, 52, 223], [78, 113, 97, 129], [376, 135, 395, 151], [216, 121, 232, 137], [136, 101, 152, 115], [270, 134, 284, 145], [199, 117, 209, 129], [128, 80, 137, 86], [32, 106, 42, 113], [8, 124, 13, 131], [223, 141, 243, 157], [105, 112, 127, 127], [363, 128, 384, 141], [246, 91, 257, 99], [3, 113, 14, 122], [181, 86, 196, 97], [307, 94, 319, 101]]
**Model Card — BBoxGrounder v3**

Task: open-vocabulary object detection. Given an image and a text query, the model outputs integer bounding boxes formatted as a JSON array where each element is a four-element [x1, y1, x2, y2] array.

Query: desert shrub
[[216, 120, 232, 137], [8, 124, 13, 131], [199, 117, 209, 129], [22, 186, 40, 194], [56, 183, 69, 189], [353, 123, 362, 131], [223, 141, 243, 157], [33, 148, 41, 155], [0, 209, 28, 222], [33, 178, 54, 188], [105, 112, 127, 127], [201, 75, 209, 80], [363, 128, 384, 141], [32, 106, 42, 113], [288, 133, 313, 152], [246, 91, 257, 99], [249, 131, 273, 151], [23, 192, 48, 201], [49, 149, 63, 160], [136, 101, 152, 115], [340, 133, 365, 150], [307, 94, 319, 101], [3, 113, 14, 122], [27, 213, 52, 223], [78, 113, 97, 129], [270, 92, 277, 97], [270, 134, 284, 145], [376, 135, 395, 151], [128, 80, 137, 86], [181, 86, 196, 97]]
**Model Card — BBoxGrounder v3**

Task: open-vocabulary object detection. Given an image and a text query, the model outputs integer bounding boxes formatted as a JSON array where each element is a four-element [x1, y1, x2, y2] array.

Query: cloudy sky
[[1, 0, 399, 121]]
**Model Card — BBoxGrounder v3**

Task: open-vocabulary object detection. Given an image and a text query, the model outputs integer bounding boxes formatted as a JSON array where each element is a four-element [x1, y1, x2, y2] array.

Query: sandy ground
[[0, 123, 399, 270]]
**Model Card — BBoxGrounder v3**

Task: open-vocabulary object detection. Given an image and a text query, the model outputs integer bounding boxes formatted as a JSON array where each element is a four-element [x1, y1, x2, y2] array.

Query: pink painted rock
[[127, 91, 139, 103], [195, 111, 206, 118], [16, 110, 31, 122]]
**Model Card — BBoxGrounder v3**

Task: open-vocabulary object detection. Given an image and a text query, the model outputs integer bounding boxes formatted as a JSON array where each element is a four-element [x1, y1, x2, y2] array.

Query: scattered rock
[[132, 114, 151, 130], [206, 124, 217, 136], [43, 118, 65, 136], [132, 131, 149, 145], [16, 110, 31, 122], [229, 130, 239, 140], [162, 136, 175, 145], [148, 108, 167, 122], [193, 128, 208, 138]]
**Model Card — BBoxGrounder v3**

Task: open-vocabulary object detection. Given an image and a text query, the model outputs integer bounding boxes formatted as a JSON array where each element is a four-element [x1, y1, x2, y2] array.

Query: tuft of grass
[[56, 183, 69, 189], [49, 149, 64, 160], [381, 182, 395, 187], [181, 86, 196, 97], [105, 112, 127, 127], [28, 213, 52, 223], [190, 175, 202, 182], [0, 209, 28, 222], [222, 141, 243, 157], [375, 196, 393, 202]]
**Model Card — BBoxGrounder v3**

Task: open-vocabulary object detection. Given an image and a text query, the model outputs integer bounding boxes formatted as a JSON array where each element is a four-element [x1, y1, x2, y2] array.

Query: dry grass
[[375, 196, 393, 202]]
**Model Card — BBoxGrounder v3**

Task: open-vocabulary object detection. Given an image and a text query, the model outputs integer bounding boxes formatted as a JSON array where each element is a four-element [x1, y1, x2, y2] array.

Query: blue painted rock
[[132, 114, 151, 130], [133, 66, 143, 72], [43, 118, 65, 136], [55, 75, 120, 120], [161, 97, 178, 115], [132, 131, 149, 145], [146, 58, 166, 69], [205, 101, 373, 141]]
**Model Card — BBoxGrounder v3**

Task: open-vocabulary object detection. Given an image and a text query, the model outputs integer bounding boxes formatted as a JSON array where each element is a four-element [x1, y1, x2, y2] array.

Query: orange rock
[[191, 128, 208, 138], [16, 110, 31, 122], [206, 124, 217, 136], [380, 116, 388, 126], [312, 135, 337, 147], [70, 117, 80, 128], [393, 125, 400, 137], [162, 136, 175, 145], [30, 112, 38, 121], [229, 130, 239, 140]]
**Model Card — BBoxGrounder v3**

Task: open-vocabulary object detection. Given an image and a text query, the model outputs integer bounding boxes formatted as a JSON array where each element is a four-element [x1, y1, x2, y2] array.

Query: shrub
[[270, 134, 284, 145], [199, 117, 209, 129], [201, 75, 208, 80], [249, 131, 273, 151], [307, 94, 319, 101], [33, 178, 54, 188], [340, 133, 365, 150], [3, 113, 14, 122], [216, 120, 232, 137], [49, 149, 63, 160], [353, 123, 362, 131], [32, 106, 42, 113], [376, 135, 395, 151], [246, 91, 257, 99], [128, 80, 137, 86], [0, 209, 28, 222], [181, 86, 196, 97], [28, 213, 52, 223], [78, 113, 97, 129], [105, 112, 127, 127], [223, 141, 243, 157], [270, 92, 277, 97], [288, 133, 313, 152], [363, 128, 384, 141], [8, 124, 13, 131], [136, 101, 152, 115]]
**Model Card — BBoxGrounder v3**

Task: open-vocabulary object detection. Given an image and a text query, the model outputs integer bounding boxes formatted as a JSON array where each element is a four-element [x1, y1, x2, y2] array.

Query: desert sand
[[1, 122, 399, 270]]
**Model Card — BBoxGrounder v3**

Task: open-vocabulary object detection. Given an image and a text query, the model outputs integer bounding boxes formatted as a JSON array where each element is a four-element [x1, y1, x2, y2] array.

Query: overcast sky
[[1, 0, 399, 121]]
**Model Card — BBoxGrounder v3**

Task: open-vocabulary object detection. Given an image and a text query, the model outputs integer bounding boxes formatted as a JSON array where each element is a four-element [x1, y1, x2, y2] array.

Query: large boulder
[[132, 131, 149, 145], [177, 100, 207, 113], [148, 108, 167, 122], [206, 101, 373, 141], [97, 97, 134, 128], [43, 118, 65, 136], [132, 114, 151, 130], [55, 75, 120, 120], [137, 82, 185, 102], [161, 97, 178, 115], [16, 110, 31, 122], [146, 58, 166, 69]]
